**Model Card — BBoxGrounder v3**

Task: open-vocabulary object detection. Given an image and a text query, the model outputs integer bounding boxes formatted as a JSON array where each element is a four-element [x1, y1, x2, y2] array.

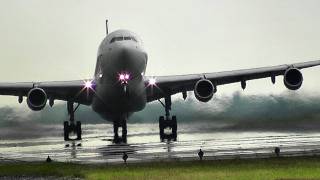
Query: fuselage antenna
[[106, 19, 109, 35]]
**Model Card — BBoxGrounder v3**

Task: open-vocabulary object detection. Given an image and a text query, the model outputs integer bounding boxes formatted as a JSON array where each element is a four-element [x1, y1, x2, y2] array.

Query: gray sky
[[1, 0, 320, 106]]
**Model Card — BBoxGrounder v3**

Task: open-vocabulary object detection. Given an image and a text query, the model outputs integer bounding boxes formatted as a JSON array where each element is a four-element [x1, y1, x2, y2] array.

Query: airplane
[[0, 20, 320, 142]]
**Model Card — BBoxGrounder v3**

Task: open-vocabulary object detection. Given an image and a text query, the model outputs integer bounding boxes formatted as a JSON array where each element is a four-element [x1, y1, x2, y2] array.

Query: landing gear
[[113, 118, 127, 143], [159, 116, 177, 141], [158, 96, 177, 141], [64, 101, 82, 141]]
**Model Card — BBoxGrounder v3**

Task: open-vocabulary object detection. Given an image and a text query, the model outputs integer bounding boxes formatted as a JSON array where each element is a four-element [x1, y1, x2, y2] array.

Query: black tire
[[159, 116, 164, 127], [76, 121, 82, 140], [159, 116, 164, 140], [172, 116, 177, 133], [172, 116, 177, 141], [173, 130, 177, 141], [122, 125, 127, 142], [122, 129, 127, 139], [64, 121, 69, 141]]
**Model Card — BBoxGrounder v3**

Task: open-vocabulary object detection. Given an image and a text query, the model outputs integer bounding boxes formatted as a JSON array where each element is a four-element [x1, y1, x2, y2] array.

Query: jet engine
[[194, 79, 216, 102], [283, 68, 303, 90], [27, 88, 47, 111]]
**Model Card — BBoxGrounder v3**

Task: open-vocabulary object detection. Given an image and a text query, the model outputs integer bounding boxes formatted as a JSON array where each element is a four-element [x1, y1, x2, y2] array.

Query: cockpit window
[[110, 37, 123, 43], [130, 37, 138, 42], [110, 36, 138, 43]]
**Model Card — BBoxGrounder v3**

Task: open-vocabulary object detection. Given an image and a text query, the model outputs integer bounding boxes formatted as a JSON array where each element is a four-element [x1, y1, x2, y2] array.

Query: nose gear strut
[[113, 116, 128, 143]]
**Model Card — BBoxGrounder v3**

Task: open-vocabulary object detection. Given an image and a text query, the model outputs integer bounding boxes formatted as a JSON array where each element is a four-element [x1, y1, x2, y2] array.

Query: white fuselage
[[91, 30, 148, 121]]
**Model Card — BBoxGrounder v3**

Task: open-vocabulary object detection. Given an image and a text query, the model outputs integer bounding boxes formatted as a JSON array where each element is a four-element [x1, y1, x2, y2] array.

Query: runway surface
[[1, 123, 320, 164]]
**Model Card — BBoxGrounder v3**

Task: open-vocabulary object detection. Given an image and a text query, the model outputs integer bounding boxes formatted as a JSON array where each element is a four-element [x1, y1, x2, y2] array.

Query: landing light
[[119, 74, 125, 81], [148, 78, 156, 86], [118, 73, 130, 84], [84, 80, 93, 88]]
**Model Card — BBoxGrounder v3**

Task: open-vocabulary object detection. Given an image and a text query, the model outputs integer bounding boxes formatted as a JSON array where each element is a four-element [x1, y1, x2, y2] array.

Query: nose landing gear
[[113, 117, 128, 143], [158, 96, 177, 141], [64, 101, 82, 141]]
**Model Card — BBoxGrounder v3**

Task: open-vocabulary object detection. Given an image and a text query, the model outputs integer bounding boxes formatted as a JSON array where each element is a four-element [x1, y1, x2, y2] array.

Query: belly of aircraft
[[91, 74, 147, 120]]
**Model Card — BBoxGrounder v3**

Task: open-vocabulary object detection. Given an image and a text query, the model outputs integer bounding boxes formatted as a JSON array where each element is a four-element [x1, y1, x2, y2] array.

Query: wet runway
[[1, 123, 320, 164]]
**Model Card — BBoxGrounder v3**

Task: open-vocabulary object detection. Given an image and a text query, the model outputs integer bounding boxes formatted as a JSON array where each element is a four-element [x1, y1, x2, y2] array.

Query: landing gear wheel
[[158, 95, 178, 142], [64, 121, 69, 141], [172, 116, 177, 141], [158, 115, 177, 141], [63, 121, 82, 141], [113, 118, 128, 144], [159, 116, 165, 141], [76, 121, 82, 140], [122, 120, 127, 143], [64, 102, 82, 141]]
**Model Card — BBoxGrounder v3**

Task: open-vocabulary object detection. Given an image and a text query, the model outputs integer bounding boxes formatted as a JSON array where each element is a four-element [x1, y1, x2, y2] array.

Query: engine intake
[[283, 68, 303, 90], [27, 88, 47, 111], [194, 79, 216, 102]]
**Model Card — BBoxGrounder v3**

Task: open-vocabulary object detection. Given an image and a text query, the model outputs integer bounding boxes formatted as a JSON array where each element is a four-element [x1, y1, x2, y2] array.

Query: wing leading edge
[[0, 80, 94, 105], [145, 60, 320, 102]]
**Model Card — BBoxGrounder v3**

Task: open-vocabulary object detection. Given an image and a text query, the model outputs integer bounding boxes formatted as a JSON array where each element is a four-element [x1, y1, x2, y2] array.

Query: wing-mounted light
[[84, 80, 93, 89], [78, 79, 97, 100], [148, 77, 157, 86], [82, 79, 96, 90], [145, 77, 159, 96]]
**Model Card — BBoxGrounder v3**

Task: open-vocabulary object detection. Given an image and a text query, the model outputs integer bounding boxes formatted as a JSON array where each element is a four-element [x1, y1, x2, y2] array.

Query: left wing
[[0, 80, 94, 105], [145, 60, 320, 102]]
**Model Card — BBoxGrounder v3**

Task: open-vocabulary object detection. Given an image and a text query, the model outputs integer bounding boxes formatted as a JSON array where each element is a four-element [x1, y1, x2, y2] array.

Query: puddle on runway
[[1, 123, 320, 164]]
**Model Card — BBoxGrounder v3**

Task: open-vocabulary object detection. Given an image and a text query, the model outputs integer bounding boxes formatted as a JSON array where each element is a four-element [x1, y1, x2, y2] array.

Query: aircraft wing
[[145, 60, 320, 102], [0, 80, 94, 105]]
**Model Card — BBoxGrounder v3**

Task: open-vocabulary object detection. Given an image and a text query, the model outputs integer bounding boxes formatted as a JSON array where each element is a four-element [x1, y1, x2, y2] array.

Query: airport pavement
[[0, 123, 320, 164]]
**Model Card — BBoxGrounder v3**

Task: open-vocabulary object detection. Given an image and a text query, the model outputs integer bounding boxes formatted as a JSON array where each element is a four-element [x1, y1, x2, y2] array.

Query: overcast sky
[[1, 0, 320, 106]]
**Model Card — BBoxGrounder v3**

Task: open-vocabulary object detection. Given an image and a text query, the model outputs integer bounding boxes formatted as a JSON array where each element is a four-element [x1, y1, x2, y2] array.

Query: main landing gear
[[113, 117, 128, 143], [64, 101, 82, 141], [158, 96, 177, 141]]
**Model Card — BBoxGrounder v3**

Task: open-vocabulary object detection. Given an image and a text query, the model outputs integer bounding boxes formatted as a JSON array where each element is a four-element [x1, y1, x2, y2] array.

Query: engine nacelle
[[283, 68, 303, 90], [194, 79, 216, 102], [27, 88, 47, 111]]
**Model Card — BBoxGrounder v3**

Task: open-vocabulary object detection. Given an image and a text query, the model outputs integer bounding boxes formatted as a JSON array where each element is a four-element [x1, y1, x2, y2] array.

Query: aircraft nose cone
[[120, 48, 129, 59], [117, 46, 141, 64], [106, 44, 147, 80]]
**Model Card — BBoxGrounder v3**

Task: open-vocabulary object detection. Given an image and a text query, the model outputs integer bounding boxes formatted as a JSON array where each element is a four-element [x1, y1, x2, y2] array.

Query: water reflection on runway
[[1, 123, 320, 164]]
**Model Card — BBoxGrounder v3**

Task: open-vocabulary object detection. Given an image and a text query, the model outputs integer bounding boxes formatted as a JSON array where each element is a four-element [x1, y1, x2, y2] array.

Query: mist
[[0, 91, 320, 134]]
